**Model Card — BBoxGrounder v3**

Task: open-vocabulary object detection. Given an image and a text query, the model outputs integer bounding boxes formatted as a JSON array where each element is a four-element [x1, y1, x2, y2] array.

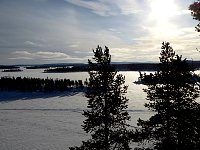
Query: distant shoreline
[[1, 61, 200, 72]]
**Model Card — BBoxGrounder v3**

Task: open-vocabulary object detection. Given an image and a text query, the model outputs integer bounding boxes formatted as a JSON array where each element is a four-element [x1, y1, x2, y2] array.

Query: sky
[[0, 0, 199, 65]]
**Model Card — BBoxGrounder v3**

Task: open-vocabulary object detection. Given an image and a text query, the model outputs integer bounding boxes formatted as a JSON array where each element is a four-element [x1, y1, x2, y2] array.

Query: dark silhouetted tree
[[69, 46, 133, 150], [0, 77, 83, 92], [189, 0, 200, 32], [134, 42, 200, 150]]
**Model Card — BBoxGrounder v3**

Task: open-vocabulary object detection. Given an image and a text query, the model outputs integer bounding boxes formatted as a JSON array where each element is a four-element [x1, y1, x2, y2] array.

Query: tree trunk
[[104, 70, 109, 150]]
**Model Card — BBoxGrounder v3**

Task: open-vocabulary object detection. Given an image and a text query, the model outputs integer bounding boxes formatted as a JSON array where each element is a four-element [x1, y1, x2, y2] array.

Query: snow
[[0, 91, 154, 150], [0, 71, 154, 150], [0, 92, 88, 150]]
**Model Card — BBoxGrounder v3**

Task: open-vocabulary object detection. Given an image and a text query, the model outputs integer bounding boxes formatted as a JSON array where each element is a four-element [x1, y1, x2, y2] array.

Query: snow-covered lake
[[0, 68, 187, 149]]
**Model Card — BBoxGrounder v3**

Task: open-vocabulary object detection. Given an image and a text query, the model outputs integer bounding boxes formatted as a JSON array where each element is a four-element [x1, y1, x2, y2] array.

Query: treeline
[[44, 66, 88, 73], [2, 68, 23, 72], [0, 77, 88, 92], [0, 65, 20, 69], [44, 63, 159, 73], [25, 63, 84, 69], [42, 62, 200, 73]]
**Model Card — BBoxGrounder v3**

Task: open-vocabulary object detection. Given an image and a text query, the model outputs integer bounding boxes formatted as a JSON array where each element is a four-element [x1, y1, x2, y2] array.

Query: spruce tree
[[69, 46, 133, 150], [134, 42, 200, 150], [189, 0, 200, 32]]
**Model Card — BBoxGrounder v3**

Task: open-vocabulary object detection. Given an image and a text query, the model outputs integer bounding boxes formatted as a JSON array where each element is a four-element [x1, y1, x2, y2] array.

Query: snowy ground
[[1, 70, 200, 149], [0, 71, 154, 149], [0, 91, 153, 150], [0, 91, 87, 150]]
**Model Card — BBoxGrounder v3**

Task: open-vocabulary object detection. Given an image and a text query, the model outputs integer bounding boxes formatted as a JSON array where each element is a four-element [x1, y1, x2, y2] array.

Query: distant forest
[[1, 61, 200, 72], [1, 61, 200, 92], [42, 61, 200, 72], [0, 77, 87, 92]]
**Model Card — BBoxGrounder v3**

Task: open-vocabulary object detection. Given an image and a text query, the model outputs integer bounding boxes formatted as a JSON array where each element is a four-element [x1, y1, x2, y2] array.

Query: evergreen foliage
[[134, 42, 200, 150], [69, 46, 133, 150], [189, 0, 200, 32], [44, 66, 88, 73], [0, 76, 84, 92]]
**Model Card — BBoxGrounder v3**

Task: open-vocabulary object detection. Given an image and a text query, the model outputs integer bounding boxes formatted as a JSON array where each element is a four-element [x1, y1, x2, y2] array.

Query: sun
[[149, 0, 178, 22], [148, 0, 181, 39]]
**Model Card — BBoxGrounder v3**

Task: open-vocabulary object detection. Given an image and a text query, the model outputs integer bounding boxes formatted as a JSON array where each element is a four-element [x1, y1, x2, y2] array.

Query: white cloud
[[69, 44, 79, 48], [176, 9, 190, 16], [9, 57, 33, 60], [65, 0, 111, 16], [65, 0, 142, 16], [9, 51, 33, 60], [36, 51, 69, 59], [24, 41, 42, 47], [14, 51, 32, 55], [113, 0, 142, 15], [9, 51, 82, 61]]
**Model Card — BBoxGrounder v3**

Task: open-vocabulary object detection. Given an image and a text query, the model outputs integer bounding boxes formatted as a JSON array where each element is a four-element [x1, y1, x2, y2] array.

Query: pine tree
[[69, 46, 133, 150], [134, 42, 200, 150], [189, 0, 200, 32]]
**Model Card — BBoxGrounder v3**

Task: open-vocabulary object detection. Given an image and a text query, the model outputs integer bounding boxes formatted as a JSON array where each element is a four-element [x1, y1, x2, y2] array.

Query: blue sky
[[0, 0, 199, 65]]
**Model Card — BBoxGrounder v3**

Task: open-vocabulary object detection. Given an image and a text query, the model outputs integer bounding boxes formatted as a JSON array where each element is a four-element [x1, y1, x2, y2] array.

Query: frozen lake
[[1, 68, 195, 149]]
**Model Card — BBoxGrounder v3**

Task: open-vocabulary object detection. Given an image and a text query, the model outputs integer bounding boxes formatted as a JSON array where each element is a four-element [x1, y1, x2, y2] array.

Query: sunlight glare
[[150, 0, 178, 22], [148, 0, 180, 39]]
